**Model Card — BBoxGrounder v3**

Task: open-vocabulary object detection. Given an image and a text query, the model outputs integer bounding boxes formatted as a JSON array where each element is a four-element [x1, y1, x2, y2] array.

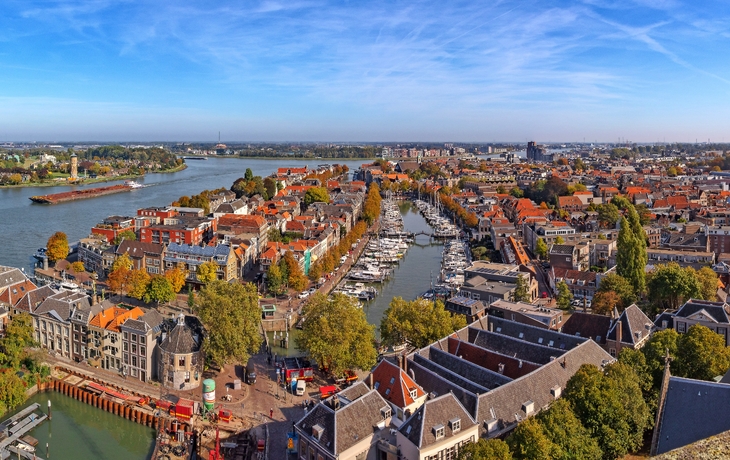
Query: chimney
[[403, 355, 407, 374], [583, 297, 587, 313], [368, 373, 374, 390], [615, 317, 623, 357]]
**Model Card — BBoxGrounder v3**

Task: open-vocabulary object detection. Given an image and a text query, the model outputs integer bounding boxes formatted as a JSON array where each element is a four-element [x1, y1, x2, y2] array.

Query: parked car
[[308, 287, 317, 295], [298, 291, 310, 299]]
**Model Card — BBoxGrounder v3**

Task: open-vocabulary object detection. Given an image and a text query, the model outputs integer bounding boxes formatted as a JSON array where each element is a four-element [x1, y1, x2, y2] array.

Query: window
[[548, 340, 554, 347], [140, 336, 146, 345], [678, 322, 686, 333], [141, 359, 146, 370], [449, 418, 461, 433], [662, 320, 668, 329], [124, 353, 129, 364], [185, 372, 190, 383], [132, 344, 137, 354], [132, 356, 137, 367], [609, 348, 616, 357], [538, 337, 543, 344], [131, 333, 137, 342], [123, 332, 128, 340], [123, 342, 128, 352], [433, 425, 445, 439], [167, 371, 174, 382], [179, 356, 186, 367], [140, 346, 146, 356]]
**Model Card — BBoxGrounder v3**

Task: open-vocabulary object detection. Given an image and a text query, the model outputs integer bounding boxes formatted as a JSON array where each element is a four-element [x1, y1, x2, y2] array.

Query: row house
[[115, 240, 166, 275], [217, 214, 270, 256], [549, 268, 600, 300], [489, 299, 564, 330], [164, 243, 237, 285], [120, 309, 165, 383], [0, 266, 37, 310], [646, 248, 715, 267], [32, 291, 92, 359], [87, 305, 145, 371], [549, 243, 590, 272], [69, 299, 106, 363], [136, 206, 179, 224], [233, 243, 257, 277], [213, 199, 248, 217], [707, 225, 730, 255]]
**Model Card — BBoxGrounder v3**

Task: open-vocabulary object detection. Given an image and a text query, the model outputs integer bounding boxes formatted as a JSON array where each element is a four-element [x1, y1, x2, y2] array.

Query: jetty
[[0, 403, 49, 459]]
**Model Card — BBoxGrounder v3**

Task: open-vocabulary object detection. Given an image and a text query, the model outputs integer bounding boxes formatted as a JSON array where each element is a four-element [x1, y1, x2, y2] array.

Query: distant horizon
[[1, 139, 726, 147]]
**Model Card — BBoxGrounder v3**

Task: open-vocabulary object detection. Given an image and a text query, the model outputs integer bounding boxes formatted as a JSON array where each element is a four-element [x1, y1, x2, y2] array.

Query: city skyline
[[1, 0, 730, 142]]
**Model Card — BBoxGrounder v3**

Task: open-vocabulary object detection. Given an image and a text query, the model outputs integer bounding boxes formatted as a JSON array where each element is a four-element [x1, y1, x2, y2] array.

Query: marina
[[0, 403, 48, 460]]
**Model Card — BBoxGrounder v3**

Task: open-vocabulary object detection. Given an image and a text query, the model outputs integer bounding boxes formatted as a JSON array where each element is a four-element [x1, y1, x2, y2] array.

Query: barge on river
[[29, 181, 143, 204]]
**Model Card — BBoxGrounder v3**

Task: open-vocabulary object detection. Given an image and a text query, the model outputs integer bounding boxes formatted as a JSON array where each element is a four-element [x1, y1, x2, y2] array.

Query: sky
[[1, 0, 730, 142]]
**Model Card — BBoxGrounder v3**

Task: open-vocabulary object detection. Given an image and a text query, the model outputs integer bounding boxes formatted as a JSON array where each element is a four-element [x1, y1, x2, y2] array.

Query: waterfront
[[0, 156, 367, 270], [4, 391, 155, 460]]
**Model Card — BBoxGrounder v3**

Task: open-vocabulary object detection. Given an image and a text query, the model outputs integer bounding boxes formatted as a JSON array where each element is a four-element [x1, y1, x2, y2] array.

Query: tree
[[596, 273, 636, 308], [555, 236, 565, 244], [535, 238, 548, 260], [70, 261, 85, 273], [596, 203, 620, 228], [616, 215, 646, 294], [506, 418, 555, 460], [304, 187, 330, 206], [471, 246, 487, 261], [244, 168, 254, 181], [144, 275, 176, 305], [457, 438, 512, 460], [263, 177, 277, 199], [641, 328, 679, 389], [195, 280, 262, 366], [496, 185, 507, 194], [618, 348, 656, 413], [266, 263, 286, 296], [113, 229, 137, 244], [0, 371, 29, 418], [297, 293, 377, 376], [512, 274, 529, 302], [196, 261, 219, 284], [564, 363, 650, 459], [696, 266, 719, 301], [380, 298, 466, 349], [635, 203, 652, 226], [111, 253, 133, 272], [282, 251, 308, 292], [556, 280, 573, 310], [46, 231, 69, 264], [0, 313, 36, 369], [509, 187, 524, 198], [536, 399, 603, 460], [647, 262, 701, 311], [675, 324, 730, 381], [165, 268, 187, 293], [127, 269, 151, 300], [591, 290, 620, 315]]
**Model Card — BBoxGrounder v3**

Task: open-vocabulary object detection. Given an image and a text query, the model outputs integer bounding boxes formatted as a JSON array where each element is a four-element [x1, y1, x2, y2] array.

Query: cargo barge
[[29, 181, 142, 204]]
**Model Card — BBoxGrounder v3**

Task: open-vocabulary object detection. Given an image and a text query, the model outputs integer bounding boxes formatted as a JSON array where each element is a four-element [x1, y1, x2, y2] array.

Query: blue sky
[[1, 0, 729, 142]]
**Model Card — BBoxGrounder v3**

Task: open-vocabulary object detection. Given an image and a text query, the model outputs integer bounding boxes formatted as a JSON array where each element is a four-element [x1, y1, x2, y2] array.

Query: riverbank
[[0, 163, 188, 189], [180, 153, 380, 161]]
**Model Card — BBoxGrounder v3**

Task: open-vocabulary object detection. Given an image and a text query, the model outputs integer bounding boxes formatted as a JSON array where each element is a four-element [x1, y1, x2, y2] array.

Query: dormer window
[[409, 389, 418, 399], [449, 418, 461, 434], [390, 377, 395, 384], [432, 424, 445, 439]]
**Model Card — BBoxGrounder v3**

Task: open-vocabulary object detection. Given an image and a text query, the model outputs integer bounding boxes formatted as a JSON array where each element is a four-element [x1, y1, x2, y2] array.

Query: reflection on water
[[3, 391, 155, 460]]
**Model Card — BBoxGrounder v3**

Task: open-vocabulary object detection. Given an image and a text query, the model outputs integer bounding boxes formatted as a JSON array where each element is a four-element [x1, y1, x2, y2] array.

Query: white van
[[296, 379, 306, 396]]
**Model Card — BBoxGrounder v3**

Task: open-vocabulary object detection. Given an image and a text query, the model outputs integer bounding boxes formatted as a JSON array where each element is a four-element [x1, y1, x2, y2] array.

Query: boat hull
[[29, 184, 135, 204]]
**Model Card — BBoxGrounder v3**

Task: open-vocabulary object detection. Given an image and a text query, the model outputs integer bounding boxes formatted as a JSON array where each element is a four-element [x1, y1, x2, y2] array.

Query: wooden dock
[[0, 403, 49, 459]]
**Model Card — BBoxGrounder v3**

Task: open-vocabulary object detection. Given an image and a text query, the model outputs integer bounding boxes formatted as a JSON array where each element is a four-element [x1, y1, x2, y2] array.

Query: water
[[4, 391, 154, 460], [0, 157, 367, 270]]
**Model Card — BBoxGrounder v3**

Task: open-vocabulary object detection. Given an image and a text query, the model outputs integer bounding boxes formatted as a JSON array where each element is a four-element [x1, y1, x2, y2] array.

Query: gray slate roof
[[606, 304, 654, 346], [34, 291, 91, 322], [398, 393, 477, 449], [674, 299, 730, 324], [560, 312, 612, 345], [159, 315, 203, 354], [14, 285, 57, 313], [655, 377, 730, 455]]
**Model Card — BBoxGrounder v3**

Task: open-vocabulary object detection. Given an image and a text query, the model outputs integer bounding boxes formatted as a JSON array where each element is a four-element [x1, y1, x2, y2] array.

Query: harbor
[[0, 403, 48, 460]]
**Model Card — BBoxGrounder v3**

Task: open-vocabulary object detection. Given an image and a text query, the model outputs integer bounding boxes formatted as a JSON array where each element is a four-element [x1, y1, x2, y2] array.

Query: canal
[[3, 391, 155, 460], [267, 200, 444, 356]]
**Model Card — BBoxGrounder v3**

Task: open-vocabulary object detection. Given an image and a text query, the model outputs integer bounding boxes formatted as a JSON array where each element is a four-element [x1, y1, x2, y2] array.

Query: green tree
[[597, 203, 620, 228], [635, 203, 652, 226], [618, 348, 657, 414], [70, 261, 85, 273], [641, 328, 679, 389], [266, 263, 286, 296], [535, 238, 548, 260], [555, 236, 565, 244], [113, 229, 137, 244], [696, 266, 719, 301], [506, 418, 555, 460], [471, 246, 487, 260], [675, 324, 730, 381], [616, 215, 646, 294], [263, 177, 278, 199], [564, 362, 650, 459], [304, 186, 330, 206], [46, 231, 69, 264], [244, 168, 254, 181], [647, 262, 701, 311], [556, 280, 573, 310], [380, 298, 466, 349], [512, 274, 529, 302], [195, 280, 262, 366], [0, 313, 36, 369], [509, 187, 524, 198], [596, 273, 636, 308], [297, 293, 377, 376], [457, 438, 512, 460], [0, 371, 29, 417], [536, 398, 603, 460], [144, 275, 176, 304], [196, 261, 219, 284], [496, 185, 507, 194]]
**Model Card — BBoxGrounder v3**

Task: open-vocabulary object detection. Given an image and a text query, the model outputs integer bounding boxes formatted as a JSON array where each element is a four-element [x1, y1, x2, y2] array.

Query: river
[[0, 157, 369, 271], [3, 391, 155, 460]]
